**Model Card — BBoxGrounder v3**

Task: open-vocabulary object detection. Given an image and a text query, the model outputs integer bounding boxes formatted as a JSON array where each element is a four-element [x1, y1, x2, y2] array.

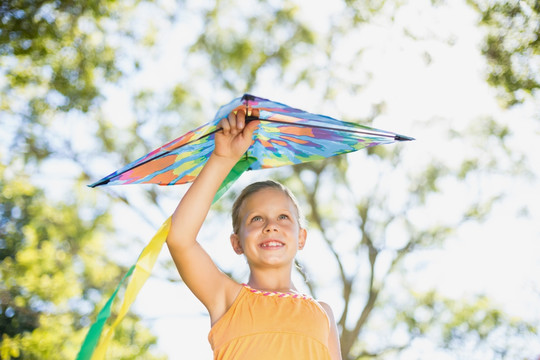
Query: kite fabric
[[80, 94, 413, 359], [89, 94, 413, 188]]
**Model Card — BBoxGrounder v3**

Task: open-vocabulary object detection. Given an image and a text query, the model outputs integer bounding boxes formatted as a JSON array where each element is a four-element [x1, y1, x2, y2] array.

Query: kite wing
[[89, 94, 413, 188]]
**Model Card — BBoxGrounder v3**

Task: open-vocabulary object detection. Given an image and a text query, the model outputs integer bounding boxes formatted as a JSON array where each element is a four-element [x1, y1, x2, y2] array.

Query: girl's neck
[[247, 272, 297, 293]]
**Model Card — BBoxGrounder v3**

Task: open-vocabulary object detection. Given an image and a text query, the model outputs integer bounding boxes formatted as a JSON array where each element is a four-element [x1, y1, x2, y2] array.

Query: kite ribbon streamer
[[76, 217, 171, 360], [213, 155, 255, 202], [76, 263, 135, 360], [77, 166, 247, 359]]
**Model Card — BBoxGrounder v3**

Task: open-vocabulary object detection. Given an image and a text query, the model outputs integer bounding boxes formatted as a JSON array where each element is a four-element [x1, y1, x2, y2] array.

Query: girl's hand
[[213, 109, 259, 161]]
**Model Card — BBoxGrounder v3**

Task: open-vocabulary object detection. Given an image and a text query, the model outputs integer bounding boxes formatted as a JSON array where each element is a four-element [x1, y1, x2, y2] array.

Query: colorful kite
[[79, 94, 413, 359]]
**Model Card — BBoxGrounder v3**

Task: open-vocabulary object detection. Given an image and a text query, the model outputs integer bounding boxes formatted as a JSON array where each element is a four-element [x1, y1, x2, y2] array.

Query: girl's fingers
[[236, 110, 246, 130], [249, 109, 260, 119], [227, 112, 237, 132], [224, 110, 246, 133], [219, 117, 231, 135], [220, 109, 249, 138]]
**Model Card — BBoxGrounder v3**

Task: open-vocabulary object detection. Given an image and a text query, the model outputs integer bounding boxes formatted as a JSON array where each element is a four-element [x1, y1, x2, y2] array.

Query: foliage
[[468, 0, 540, 107], [284, 127, 538, 359], [396, 292, 538, 359], [0, 0, 141, 166], [0, 162, 164, 359], [190, 0, 316, 91], [0, 0, 165, 357], [1, 0, 119, 109], [1, 0, 538, 359]]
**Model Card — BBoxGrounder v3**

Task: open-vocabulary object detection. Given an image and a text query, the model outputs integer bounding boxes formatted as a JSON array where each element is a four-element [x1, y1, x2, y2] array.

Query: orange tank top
[[208, 284, 332, 360]]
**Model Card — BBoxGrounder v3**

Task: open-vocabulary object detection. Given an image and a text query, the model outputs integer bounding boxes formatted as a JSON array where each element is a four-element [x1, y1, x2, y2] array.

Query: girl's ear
[[230, 233, 244, 255], [298, 228, 307, 250]]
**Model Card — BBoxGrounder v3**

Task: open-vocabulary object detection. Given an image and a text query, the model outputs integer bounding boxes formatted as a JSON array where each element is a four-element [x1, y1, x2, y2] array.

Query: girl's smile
[[259, 240, 285, 249]]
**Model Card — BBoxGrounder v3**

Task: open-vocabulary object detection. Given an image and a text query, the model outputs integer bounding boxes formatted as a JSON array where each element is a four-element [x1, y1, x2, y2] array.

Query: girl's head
[[232, 180, 305, 235]]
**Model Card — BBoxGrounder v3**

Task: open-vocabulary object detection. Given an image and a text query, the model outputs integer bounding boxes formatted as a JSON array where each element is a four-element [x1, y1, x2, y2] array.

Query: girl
[[166, 109, 342, 360]]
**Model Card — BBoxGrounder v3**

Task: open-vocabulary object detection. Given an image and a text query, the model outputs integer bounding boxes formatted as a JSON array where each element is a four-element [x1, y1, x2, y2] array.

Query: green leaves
[[468, 0, 540, 106], [0, 157, 161, 359], [397, 291, 538, 357], [1, 0, 122, 111], [2, 1, 538, 359], [190, 0, 316, 92]]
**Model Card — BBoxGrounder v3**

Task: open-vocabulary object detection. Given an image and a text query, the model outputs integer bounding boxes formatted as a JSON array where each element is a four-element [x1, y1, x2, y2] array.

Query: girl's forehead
[[239, 188, 296, 213]]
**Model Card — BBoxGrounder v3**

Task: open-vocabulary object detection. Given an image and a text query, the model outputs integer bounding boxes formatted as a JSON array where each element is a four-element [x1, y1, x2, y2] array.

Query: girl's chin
[[248, 254, 296, 267]]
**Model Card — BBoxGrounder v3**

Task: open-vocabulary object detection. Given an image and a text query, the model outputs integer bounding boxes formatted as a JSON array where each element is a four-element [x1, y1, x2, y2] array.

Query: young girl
[[166, 109, 342, 360]]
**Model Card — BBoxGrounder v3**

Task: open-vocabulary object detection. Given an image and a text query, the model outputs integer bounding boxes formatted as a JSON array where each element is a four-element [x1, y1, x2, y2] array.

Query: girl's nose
[[264, 220, 278, 232]]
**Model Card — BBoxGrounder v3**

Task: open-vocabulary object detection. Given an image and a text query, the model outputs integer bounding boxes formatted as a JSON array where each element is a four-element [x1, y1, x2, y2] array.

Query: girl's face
[[230, 188, 307, 269]]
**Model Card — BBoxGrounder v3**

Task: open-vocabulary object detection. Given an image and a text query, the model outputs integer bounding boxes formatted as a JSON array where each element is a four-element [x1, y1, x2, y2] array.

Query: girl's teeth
[[262, 242, 282, 247]]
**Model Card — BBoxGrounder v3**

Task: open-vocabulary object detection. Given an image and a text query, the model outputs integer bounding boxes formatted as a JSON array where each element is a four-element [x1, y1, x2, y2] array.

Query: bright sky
[[100, 0, 540, 359]]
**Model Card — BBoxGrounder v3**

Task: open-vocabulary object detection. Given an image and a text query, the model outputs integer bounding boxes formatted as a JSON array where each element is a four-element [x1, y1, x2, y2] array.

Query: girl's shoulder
[[317, 301, 336, 320], [317, 301, 343, 359], [210, 279, 243, 326]]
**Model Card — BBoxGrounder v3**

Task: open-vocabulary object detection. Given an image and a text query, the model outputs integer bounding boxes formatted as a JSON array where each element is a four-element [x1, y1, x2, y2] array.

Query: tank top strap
[[241, 283, 315, 301]]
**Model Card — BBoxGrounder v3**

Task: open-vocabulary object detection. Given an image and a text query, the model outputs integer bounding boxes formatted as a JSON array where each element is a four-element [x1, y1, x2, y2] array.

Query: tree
[[183, 1, 539, 358], [0, 0, 165, 358], [0, 161, 164, 359], [189, 1, 539, 358], [467, 0, 540, 107], [2, 0, 538, 359], [282, 133, 537, 358], [0, 0, 149, 166]]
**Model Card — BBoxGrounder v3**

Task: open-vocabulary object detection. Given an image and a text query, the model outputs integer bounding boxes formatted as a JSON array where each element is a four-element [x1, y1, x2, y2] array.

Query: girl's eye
[[251, 216, 263, 222], [278, 214, 289, 220]]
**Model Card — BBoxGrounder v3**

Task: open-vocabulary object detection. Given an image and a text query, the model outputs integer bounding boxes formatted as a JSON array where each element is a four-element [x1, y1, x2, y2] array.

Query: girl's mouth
[[259, 240, 285, 249]]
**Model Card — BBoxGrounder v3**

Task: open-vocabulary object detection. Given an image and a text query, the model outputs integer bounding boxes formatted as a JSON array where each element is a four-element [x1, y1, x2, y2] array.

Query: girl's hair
[[231, 180, 305, 234]]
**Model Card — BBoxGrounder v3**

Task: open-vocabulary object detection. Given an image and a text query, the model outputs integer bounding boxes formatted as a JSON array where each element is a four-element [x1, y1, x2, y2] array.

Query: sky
[[92, 0, 540, 359]]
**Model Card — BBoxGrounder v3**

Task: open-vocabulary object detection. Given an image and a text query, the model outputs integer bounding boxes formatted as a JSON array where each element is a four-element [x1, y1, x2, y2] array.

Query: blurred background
[[1, 0, 539, 359]]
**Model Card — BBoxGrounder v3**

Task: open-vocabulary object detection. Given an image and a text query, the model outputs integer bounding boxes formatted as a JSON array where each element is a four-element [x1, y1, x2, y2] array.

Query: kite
[[78, 94, 413, 359], [89, 94, 413, 191]]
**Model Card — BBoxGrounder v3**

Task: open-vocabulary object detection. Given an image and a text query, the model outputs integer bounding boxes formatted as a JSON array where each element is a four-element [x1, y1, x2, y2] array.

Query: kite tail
[[76, 217, 171, 360], [90, 216, 171, 359], [77, 157, 254, 359], [213, 157, 255, 202], [76, 265, 135, 360]]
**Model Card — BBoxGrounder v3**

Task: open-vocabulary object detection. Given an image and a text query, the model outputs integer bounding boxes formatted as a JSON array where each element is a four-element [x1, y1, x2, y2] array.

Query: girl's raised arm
[[166, 110, 258, 324]]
